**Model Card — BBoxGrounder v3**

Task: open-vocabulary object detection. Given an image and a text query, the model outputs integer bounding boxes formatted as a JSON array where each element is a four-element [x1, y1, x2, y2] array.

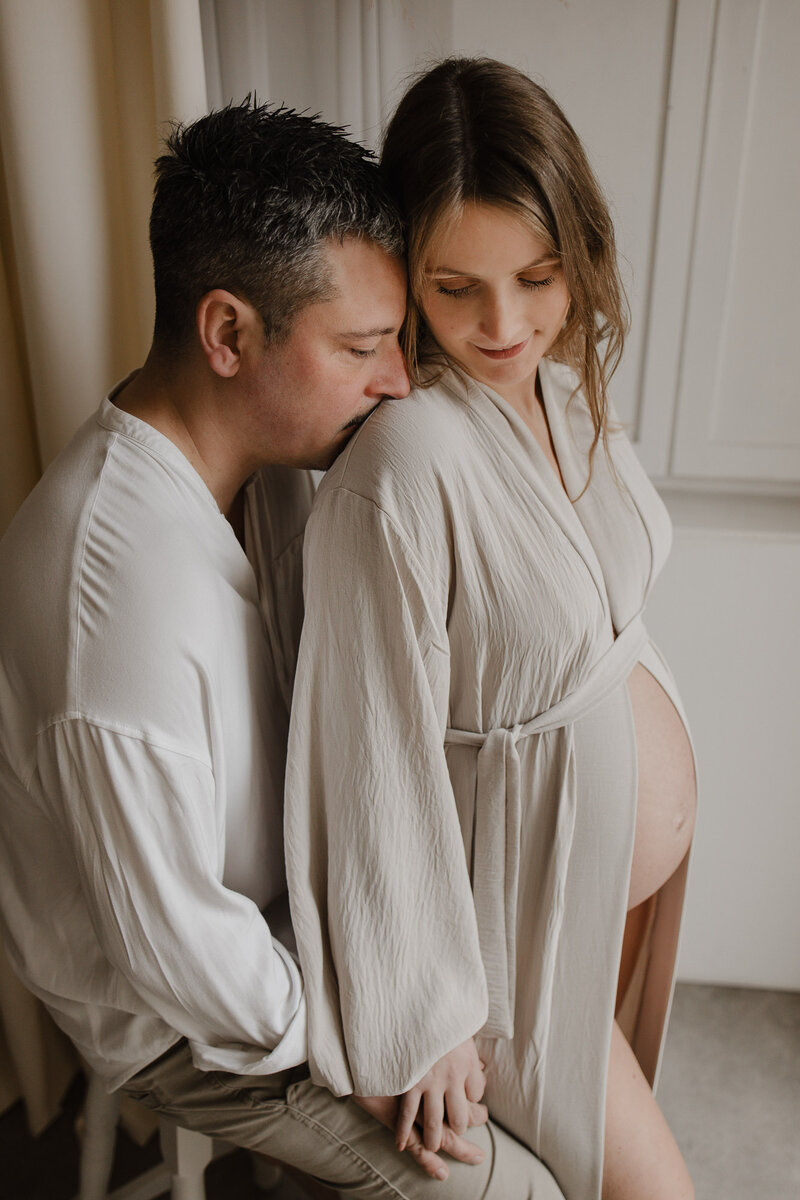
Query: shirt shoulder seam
[[93, 419, 218, 513], [33, 714, 214, 774], [73, 437, 120, 711]]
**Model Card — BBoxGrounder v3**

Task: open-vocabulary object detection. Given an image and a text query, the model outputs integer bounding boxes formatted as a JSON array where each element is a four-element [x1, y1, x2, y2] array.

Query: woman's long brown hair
[[380, 56, 629, 468]]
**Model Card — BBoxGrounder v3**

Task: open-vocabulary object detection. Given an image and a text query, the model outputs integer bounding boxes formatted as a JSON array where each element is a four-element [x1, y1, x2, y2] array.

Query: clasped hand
[[354, 1038, 488, 1181]]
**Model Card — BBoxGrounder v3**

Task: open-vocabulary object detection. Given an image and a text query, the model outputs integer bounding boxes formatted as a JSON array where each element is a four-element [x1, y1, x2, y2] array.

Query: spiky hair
[[150, 99, 404, 346]]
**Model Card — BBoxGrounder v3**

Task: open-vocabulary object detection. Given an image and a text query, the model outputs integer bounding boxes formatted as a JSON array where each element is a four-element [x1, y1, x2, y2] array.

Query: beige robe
[[284, 358, 692, 1199]]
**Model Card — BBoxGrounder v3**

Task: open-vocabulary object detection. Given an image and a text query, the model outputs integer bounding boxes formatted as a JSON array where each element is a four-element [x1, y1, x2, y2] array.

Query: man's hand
[[353, 1091, 488, 1182], [397, 1038, 487, 1152]]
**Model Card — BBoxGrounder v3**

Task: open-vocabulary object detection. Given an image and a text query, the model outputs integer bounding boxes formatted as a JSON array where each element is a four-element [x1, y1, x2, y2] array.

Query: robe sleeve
[[284, 485, 488, 1097]]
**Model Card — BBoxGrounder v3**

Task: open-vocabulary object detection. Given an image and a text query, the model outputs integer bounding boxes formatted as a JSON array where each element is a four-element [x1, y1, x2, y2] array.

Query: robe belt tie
[[444, 615, 648, 1038]]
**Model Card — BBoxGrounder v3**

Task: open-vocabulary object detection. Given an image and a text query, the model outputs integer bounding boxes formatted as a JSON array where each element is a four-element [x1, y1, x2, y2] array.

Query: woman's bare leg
[[603, 1021, 693, 1200]]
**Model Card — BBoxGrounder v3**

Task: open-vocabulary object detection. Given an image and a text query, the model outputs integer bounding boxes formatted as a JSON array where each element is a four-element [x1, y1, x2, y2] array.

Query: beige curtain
[[0, 0, 208, 533], [202, 0, 454, 150], [0, 0, 208, 1133]]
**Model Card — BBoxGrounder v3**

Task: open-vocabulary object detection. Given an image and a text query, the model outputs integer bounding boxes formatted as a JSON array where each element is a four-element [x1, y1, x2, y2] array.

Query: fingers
[[394, 1040, 489, 1164], [423, 1089, 445, 1151], [395, 1089, 421, 1152], [404, 1127, 451, 1181], [445, 1084, 469, 1137], [438, 1124, 486, 1166], [467, 1101, 489, 1128], [404, 1124, 485, 1179], [465, 1062, 486, 1104]]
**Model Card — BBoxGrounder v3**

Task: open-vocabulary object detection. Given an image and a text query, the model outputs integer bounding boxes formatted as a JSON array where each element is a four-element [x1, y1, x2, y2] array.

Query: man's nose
[[371, 343, 410, 399]]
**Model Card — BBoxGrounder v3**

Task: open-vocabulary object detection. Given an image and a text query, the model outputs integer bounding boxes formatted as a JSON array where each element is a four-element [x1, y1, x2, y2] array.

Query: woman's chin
[[465, 353, 542, 401]]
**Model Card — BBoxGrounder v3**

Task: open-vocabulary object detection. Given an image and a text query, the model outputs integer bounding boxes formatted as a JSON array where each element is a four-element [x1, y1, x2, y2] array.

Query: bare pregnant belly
[[625, 663, 696, 910]]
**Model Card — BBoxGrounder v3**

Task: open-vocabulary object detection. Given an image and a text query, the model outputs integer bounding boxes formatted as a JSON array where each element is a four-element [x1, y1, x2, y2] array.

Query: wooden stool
[[76, 1069, 284, 1199]]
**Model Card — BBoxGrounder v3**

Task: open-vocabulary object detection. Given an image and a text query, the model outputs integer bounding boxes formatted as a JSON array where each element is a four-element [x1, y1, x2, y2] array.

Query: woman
[[285, 57, 696, 1199]]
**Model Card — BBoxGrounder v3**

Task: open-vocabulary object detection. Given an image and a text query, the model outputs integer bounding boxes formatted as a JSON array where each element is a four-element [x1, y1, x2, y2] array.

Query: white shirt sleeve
[[37, 716, 306, 1074]]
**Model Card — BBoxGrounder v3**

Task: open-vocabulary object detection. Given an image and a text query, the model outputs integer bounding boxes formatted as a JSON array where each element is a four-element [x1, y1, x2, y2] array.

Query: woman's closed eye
[[435, 273, 556, 299], [436, 282, 475, 298], [519, 274, 555, 291]]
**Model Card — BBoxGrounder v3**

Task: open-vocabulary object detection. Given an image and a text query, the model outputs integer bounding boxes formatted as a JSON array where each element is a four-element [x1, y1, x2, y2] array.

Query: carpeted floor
[[657, 984, 800, 1200]]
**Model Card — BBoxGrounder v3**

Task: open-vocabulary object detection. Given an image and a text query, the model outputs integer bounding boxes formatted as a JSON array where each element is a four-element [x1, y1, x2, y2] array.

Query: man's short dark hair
[[149, 99, 404, 348]]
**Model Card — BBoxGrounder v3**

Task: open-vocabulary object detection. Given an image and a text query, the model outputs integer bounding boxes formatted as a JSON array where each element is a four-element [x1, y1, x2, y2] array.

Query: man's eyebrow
[[338, 326, 397, 338]]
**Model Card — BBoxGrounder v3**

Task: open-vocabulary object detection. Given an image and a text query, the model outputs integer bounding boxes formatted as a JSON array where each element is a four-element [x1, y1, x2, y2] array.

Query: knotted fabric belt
[[444, 615, 648, 1038]]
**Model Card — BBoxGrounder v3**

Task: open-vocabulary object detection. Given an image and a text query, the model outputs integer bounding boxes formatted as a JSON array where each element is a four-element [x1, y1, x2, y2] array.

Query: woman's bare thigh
[[603, 1021, 693, 1200]]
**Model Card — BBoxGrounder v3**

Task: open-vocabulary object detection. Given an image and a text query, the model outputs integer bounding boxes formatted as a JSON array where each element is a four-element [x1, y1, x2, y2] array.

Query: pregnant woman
[[285, 57, 697, 1199]]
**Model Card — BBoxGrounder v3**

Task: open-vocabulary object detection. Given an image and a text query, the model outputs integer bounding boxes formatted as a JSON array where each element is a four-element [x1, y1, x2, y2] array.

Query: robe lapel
[[538, 358, 667, 627], [448, 371, 610, 616]]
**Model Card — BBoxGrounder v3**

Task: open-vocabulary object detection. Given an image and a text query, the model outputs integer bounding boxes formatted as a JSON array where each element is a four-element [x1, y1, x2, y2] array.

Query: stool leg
[[159, 1120, 213, 1200], [79, 1072, 121, 1200]]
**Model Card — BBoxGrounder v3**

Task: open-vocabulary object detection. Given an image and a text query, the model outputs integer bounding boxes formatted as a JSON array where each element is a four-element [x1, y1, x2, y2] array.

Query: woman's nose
[[478, 291, 519, 346]]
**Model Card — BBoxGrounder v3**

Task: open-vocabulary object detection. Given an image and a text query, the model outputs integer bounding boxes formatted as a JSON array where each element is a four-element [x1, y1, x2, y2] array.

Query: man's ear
[[196, 290, 259, 378]]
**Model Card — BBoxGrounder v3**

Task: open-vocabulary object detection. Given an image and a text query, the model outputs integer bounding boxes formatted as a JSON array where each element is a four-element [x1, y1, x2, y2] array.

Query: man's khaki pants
[[120, 1040, 564, 1199]]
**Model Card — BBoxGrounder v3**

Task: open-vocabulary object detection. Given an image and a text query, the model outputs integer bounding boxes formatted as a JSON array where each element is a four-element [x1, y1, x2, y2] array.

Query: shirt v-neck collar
[[98, 374, 220, 512], [98, 373, 259, 567]]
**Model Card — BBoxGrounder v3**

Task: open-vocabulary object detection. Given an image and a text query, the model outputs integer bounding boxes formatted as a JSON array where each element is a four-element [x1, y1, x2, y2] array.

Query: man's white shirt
[[0, 382, 313, 1087]]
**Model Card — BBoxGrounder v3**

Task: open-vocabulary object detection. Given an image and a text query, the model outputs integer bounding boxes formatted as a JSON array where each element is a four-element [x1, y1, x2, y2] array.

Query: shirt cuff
[[189, 989, 307, 1076]]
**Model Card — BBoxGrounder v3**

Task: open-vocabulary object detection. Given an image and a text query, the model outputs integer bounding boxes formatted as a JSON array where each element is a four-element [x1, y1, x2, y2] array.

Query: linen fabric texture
[[0, 384, 313, 1088], [284, 359, 692, 1200]]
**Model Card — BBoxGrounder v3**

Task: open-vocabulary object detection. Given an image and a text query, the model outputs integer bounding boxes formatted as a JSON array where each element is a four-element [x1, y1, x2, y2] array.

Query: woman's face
[[419, 202, 570, 409]]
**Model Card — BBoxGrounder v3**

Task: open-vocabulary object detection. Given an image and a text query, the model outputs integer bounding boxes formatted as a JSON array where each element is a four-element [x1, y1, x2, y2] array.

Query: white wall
[[646, 512, 800, 989]]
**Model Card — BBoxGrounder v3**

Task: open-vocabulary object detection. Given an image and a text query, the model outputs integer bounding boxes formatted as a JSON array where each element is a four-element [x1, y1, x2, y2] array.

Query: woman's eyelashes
[[435, 282, 474, 297], [521, 274, 555, 291], [349, 347, 378, 358], [434, 274, 556, 299]]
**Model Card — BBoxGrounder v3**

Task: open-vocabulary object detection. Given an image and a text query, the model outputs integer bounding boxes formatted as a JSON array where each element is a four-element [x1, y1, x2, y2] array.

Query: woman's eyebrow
[[429, 255, 558, 276]]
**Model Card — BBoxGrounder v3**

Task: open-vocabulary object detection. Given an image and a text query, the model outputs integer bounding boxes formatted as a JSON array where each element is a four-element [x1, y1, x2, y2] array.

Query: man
[[0, 101, 561, 1198]]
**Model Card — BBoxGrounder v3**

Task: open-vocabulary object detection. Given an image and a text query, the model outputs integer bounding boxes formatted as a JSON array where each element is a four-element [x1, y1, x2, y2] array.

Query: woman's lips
[[474, 336, 530, 360]]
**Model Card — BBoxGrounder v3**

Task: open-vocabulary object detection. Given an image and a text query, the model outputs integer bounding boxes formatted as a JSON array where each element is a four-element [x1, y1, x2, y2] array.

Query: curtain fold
[[202, 0, 453, 150], [0, 0, 207, 533], [336, 0, 381, 144], [0, 232, 39, 530], [0, 0, 207, 1132]]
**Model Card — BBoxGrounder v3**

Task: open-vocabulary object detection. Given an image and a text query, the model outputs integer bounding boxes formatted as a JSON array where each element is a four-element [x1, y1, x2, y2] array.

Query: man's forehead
[[316, 237, 406, 323], [321, 234, 405, 280]]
